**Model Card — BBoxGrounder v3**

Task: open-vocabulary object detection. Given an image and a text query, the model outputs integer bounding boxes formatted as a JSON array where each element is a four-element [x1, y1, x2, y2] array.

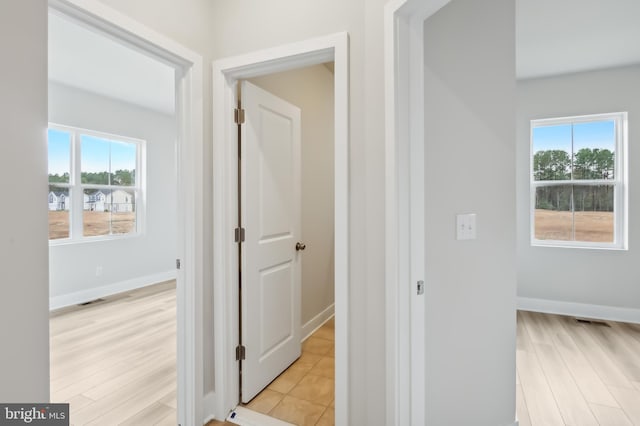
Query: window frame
[[529, 112, 628, 250], [48, 123, 146, 244]]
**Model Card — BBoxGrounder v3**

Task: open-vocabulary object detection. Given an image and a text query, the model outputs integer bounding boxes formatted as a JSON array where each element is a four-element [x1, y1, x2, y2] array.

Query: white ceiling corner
[[48, 12, 176, 115], [49, 2, 640, 99], [517, 0, 640, 79]]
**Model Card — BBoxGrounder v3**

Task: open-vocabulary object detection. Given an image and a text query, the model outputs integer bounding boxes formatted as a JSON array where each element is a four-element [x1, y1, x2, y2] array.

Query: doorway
[[234, 64, 336, 424], [212, 33, 349, 424], [47, 1, 204, 424], [47, 8, 179, 424]]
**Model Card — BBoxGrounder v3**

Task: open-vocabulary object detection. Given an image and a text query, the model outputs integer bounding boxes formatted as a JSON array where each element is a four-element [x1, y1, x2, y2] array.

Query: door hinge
[[234, 227, 245, 243], [235, 345, 246, 361], [417, 280, 424, 295], [234, 108, 245, 125], [176, 259, 181, 270]]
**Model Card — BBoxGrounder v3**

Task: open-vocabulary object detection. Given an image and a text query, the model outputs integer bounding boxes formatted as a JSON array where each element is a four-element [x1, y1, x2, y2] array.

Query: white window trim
[[529, 112, 628, 250], [48, 123, 146, 244]]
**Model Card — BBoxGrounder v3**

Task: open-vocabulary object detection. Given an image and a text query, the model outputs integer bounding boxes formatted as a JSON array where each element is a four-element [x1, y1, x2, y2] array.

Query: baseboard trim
[[518, 296, 640, 325], [203, 391, 218, 425], [49, 270, 177, 310], [301, 303, 335, 342]]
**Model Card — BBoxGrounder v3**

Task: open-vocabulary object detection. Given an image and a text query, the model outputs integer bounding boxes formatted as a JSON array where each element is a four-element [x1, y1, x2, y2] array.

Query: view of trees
[[534, 148, 614, 212], [48, 169, 136, 186]]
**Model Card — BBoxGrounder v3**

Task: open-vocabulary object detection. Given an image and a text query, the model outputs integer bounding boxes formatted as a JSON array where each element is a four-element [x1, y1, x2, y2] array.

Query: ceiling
[[48, 12, 175, 115], [49, 2, 640, 104], [517, 0, 640, 79]]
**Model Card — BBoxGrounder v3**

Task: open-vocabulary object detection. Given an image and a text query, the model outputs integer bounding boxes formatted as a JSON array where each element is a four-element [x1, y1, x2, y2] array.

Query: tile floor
[[243, 318, 335, 426]]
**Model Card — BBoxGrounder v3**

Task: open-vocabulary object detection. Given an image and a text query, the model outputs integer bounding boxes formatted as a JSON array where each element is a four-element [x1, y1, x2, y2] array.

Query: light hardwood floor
[[53, 284, 640, 426], [50, 281, 177, 426], [517, 310, 640, 426]]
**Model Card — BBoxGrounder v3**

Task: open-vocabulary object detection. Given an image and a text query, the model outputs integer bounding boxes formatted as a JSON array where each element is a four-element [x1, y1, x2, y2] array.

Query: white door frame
[[47, 1, 204, 425], [212, 32, 349, 424], [384, 1, 450, 425]]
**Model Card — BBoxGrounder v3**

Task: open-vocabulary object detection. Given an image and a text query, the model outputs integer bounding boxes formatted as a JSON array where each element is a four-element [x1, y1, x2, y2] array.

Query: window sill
[[49, 233, 143, 246], [531, 240, 627, 251]]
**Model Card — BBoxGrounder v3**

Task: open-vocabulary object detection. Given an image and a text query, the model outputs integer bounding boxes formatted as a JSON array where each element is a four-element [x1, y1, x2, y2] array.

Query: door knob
[[296, 242, 306, 251]]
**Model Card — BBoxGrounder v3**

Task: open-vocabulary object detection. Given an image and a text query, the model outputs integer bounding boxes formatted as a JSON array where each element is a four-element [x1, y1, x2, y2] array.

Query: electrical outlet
[[96, 266, 103, 276]]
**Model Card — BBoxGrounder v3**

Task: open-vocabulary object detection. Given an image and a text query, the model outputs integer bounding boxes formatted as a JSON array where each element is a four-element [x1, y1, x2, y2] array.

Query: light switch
[[456, 213, 476, 240]]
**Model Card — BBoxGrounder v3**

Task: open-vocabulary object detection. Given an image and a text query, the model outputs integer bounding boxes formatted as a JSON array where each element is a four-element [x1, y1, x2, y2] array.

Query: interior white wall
[[48, 82, 177, 305], [0, 0, 49, 402], [248, 64, 335, 332], [26, 0, 519, 423], [517, 64, 640, 313], [423, 0, 517, 424], [103, 0, 386, 419], [208, 1, 387, 422]]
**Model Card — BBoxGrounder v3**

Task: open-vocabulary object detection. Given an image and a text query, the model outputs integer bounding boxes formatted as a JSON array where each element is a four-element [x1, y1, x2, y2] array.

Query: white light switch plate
[[456, 213, 476, 240]]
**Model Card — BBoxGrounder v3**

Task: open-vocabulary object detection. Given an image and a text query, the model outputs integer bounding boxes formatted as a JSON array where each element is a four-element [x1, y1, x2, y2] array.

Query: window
[[48, 124, 144, 242], [530, 112, 627, 249]]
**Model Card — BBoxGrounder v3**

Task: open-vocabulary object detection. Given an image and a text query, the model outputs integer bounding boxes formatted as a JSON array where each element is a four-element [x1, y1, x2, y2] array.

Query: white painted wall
[[517, 65, 640, 314], [208, 2, 387, 421], [423, 0, 517, 424], [96, 0, 388, 419], [0, 0, 49, 402], [249, 64, 335, 335], [48, 82, 177, 306], [0, 0, 519, 421]]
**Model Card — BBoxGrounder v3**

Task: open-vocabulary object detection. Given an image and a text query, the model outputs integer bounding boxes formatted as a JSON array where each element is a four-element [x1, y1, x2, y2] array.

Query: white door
[[240, 80, 302, 402]]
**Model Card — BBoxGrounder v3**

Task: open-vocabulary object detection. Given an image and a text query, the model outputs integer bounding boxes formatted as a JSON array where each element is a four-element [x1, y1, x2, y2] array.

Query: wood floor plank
[[52, 339, 173, 399], [82, 352, 175, 400], [119, 401, 175, 426], [533, 342, 598, 426], [584, 323, 640, 382], [589, 403, 633, 426], [50, 319, 175, 381], [517, 312, 640, 426], [516, 349, 565, 426], [517, 311, 535, 353], [50, 282, 177, 425], [608, 385, 640, 425], [73, 368, 176, 424], [521, 310, 555, 345], [556, 316, 633, 389], [516, 383, 532, 426], [155, 411, 180, 426], [158, 389, 177, 410], [65, 394, 95, 413], [547, 315, 619, 408]]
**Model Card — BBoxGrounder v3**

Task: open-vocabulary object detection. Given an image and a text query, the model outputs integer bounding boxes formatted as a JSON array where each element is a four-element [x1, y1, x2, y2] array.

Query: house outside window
[[48, 124, 145, 242], [530, 112, 627, 249]]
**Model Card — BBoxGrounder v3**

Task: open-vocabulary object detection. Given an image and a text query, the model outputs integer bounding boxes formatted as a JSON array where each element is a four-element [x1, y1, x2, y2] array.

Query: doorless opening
[[47, 1, 204, 425], [212, 33, 349, 424]]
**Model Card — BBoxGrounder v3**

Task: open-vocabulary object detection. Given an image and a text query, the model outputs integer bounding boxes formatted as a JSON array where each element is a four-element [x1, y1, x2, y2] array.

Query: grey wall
[[0, 0, 49, 402], [48, 82, 177, 303], [424, 0, 517, 424], [517, 65, 640, 310], [249, 64, 335, 330]]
